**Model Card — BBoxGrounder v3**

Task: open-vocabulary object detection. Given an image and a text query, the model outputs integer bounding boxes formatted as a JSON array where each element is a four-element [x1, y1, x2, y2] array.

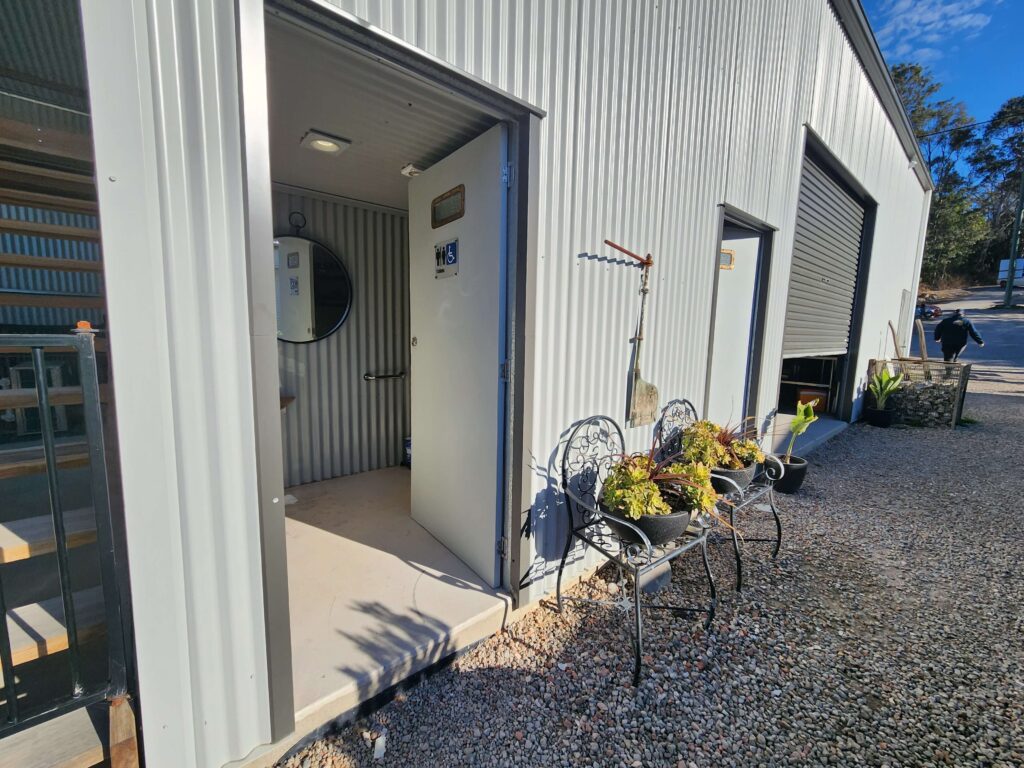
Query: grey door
[[781, 156, 867, 358]]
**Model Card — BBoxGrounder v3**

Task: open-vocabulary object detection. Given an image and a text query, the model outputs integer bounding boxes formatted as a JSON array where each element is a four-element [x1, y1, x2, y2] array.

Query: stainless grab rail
[[363, 372, 406, 381]]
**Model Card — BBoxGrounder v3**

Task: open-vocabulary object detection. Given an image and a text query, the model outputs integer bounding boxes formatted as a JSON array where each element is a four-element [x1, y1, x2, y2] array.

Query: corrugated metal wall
[[0, 204, 104, 328], [320, 0, 930, 603], [273, 188, 409, 487]]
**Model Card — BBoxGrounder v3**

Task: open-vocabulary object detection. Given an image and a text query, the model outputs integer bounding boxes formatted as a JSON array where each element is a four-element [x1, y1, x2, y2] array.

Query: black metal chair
[[716, 454, 784, 591], [654, 399, 785, 591], [654, 398, 699, 460], [555, 415, 717, 685]]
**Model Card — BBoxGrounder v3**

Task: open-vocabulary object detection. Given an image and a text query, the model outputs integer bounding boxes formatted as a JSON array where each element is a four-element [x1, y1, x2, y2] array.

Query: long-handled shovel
[[605, 239, 659, 427]]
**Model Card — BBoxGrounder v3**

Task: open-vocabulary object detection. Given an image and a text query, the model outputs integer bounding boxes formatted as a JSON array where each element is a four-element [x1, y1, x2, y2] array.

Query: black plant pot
[[773, 456, 808, 494], [601, 505, 696, 546], [711, 463, 756, 494], [865, 406, 895, 428]]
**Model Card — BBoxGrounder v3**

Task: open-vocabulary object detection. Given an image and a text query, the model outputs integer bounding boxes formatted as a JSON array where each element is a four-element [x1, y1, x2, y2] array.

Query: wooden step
[[0, 442, 92, 481], [0, 508, 97, 564], [6, 586, 106, 667], [0, 383, 111, 409], [0, 338, 109, 355], [0, 253, 103, 273], [0, 187, 98, 215], [0, 701, 108, 768], [0, 452, 91, 481], [0, 293, 105, 310], [0, 218, 99, 242], [0, 159, 92, 186]]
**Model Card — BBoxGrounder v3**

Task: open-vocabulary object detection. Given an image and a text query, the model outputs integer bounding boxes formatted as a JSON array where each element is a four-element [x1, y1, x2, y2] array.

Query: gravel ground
[[278, 389, 1023, 768]]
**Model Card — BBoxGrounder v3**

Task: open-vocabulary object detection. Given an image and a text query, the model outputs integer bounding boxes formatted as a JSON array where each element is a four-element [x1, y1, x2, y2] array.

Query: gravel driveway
[[279, 390, 1023, 768]]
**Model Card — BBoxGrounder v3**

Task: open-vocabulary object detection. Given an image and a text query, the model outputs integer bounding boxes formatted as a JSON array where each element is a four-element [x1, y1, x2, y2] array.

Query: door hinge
[[497, 535, 509, 558], [501, 162, 514, 188], [500, 359, 511, 381]]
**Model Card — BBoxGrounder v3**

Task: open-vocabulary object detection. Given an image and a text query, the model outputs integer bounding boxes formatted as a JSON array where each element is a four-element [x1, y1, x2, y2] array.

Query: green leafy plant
[[680, 419, 766, 469], [868, 367, 904, 410], [679, 420, 728, 466], [600, 437, 721, 522], [733, 438, 765, 468], [660, 461, 718, 516], [602, 455, 672, 520], [784, 400, 819, 464]]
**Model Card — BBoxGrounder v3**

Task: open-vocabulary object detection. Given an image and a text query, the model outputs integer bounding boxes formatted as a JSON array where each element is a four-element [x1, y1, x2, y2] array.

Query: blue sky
[[862, 0, 1023, 122]]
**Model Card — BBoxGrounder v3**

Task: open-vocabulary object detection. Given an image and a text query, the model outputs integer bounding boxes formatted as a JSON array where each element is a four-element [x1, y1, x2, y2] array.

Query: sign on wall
[[434, 238, 459, 279]]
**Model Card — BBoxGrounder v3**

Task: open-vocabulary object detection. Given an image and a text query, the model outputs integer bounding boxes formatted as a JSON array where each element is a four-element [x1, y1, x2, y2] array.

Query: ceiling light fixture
[[400, 163, 423, 178], [300, 129, 351, 155]]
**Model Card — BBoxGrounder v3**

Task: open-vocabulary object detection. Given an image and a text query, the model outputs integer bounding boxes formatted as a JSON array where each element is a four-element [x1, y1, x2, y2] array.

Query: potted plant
[[774, 399, 818, 494], [600, 451, 719, 546], [865, 367, 903, 427], [679, 420, 766, 493]]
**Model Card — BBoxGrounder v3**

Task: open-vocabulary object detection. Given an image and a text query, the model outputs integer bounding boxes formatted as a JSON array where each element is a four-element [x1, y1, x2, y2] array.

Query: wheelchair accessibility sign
[[434, 239, 458, 279]]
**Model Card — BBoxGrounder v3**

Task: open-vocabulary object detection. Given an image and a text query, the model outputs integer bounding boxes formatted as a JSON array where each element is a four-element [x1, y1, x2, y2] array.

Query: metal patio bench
[[655, 399, 785, 592], [555, 415, 717, 685]]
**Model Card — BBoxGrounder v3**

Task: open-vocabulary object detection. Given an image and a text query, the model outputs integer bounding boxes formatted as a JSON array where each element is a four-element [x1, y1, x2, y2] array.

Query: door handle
[[363, 372, 407, 381]]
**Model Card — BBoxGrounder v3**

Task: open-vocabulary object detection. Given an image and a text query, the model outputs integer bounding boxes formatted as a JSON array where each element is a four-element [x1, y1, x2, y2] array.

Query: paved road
[[910, 285, 1024, 394]]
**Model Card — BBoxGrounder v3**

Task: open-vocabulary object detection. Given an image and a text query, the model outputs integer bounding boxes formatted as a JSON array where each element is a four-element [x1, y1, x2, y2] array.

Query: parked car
[[915, 302, 942, 320]]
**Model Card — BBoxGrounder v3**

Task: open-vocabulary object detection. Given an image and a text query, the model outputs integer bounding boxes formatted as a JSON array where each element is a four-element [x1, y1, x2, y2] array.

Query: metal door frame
[[802, 131, 878, 422], [703, 205, 777, 425], [239, 0, 544, 739]]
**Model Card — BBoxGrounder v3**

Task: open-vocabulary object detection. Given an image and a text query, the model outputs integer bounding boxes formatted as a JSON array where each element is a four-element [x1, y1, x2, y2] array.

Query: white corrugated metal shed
[[77, 1, 930, 766], [302, 0, 929, 601]]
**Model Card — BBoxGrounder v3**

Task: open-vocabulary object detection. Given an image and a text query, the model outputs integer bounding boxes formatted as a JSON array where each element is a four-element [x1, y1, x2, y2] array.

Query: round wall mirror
[[274, 235, 353, 343]]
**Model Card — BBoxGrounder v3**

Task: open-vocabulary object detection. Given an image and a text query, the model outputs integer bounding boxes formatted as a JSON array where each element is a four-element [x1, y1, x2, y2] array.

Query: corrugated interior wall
[[319, 0, 930, 602], [273, 188, 410, 487]]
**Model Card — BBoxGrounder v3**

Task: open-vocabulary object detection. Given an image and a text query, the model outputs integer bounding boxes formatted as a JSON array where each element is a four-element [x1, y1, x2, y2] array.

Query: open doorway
[[263, 13, 520, 727], [704, 213, 772, 428]]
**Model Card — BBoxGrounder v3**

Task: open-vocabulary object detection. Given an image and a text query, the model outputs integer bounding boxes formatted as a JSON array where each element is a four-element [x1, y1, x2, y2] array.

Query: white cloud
[[873, 0, 994, 63]]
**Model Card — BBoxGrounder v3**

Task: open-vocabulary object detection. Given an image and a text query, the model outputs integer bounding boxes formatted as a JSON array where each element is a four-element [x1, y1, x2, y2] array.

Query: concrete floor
[[283, 467, 510, 734], [770, 412, 847, 456]]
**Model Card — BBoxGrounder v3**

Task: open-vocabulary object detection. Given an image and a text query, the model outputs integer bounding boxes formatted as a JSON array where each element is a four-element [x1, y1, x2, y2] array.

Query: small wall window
[[431, 184, 465, 228]]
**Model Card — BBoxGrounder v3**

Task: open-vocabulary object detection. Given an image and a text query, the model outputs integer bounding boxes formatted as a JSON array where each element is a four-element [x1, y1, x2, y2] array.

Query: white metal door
[[408, 123, 507, 587], [707, 227, 760, 425]]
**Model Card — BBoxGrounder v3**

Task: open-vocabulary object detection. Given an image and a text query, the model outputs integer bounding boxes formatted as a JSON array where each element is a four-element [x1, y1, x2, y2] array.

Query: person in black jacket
[[934, 308, 985, 361]]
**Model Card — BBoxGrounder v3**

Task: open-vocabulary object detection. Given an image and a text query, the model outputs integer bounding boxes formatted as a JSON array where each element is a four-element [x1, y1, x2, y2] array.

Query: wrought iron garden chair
[[654, 399, 785, 591], [555, 415, 717, 685]]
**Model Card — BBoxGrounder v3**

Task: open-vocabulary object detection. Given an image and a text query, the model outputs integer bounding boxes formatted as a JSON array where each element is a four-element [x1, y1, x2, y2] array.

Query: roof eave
[[829, 0, 935, 192]]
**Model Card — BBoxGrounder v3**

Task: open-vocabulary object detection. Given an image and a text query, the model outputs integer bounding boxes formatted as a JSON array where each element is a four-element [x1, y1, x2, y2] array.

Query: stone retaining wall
[[890, 380, 960, 428], [869, 359, 971, 429]]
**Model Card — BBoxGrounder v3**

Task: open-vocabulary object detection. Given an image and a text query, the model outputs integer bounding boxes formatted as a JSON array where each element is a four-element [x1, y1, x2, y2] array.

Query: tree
[[890, 64, 989, 285], [891, 63, 976, 188], [970, 97, 1024, 281]]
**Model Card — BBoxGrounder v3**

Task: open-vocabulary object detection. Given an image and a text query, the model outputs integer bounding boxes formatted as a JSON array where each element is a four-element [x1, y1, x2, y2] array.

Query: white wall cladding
[[320, 0, 929, 603], [81, 0, 272, 765], [273, 188, 410, 487]]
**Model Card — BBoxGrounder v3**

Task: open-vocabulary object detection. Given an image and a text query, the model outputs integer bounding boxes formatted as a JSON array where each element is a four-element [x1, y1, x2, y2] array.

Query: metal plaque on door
[[434, 238, 459, 279]]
